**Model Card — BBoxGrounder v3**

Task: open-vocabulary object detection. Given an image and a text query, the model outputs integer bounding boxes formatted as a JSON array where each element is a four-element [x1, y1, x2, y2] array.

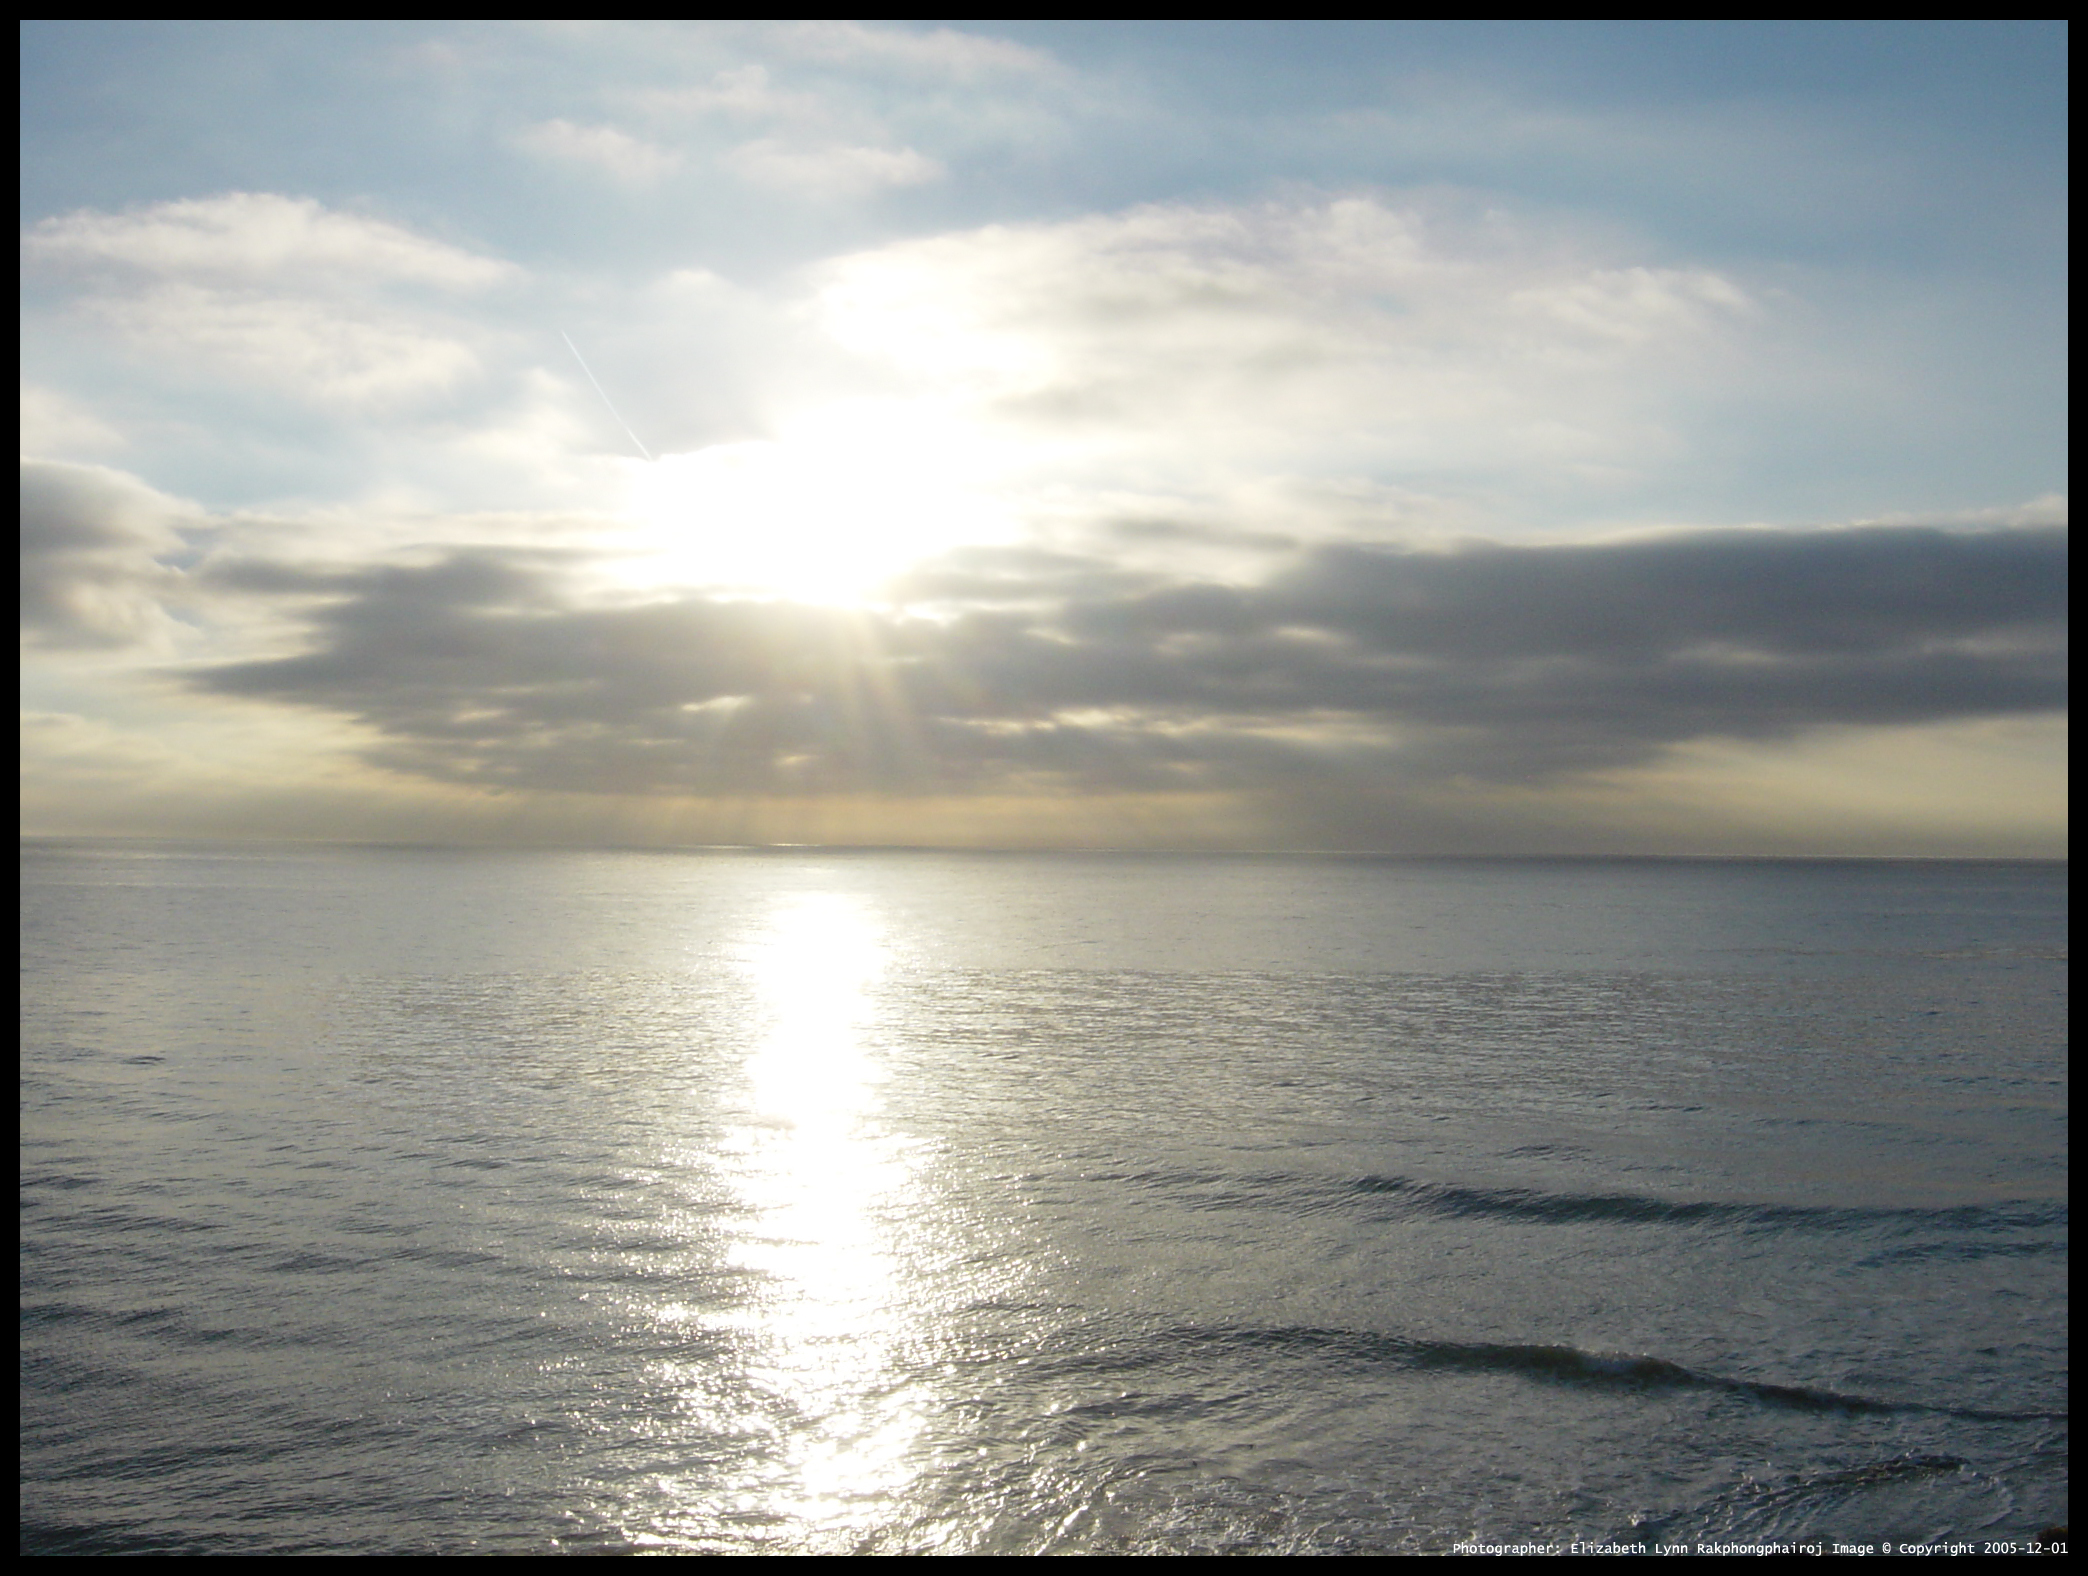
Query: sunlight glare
[[624, 400, 1013, 604]]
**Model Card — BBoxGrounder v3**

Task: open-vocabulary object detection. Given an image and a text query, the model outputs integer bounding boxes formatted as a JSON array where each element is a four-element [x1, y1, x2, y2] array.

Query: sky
[[19, 20, 2067, 854]]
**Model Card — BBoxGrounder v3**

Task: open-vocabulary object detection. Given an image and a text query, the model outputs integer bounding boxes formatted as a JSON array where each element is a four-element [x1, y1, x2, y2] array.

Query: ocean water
[[20, 841, 2067, 1554]]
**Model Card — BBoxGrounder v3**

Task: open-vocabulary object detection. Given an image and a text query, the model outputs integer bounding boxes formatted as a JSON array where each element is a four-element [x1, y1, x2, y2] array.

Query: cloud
[[1509, 266, 1754, 349], [451, 25, 1064, 213], [561, 24, 1076, 210], [20, 460, 193, 648], [808, 196, 1756, 495], [22, 192, 513, 290], [721, 139, 943, 196], [635, 64, 825, 124], [85, 284, 484, 411], [20, 383, 123, 456], [24, 193, 513, 413], [772, 21, 1058, 79], [20, 708, 192, 784], [602, 52, 955, 199], [179, 522, 2064, 807], [515, 119, 683, 185]]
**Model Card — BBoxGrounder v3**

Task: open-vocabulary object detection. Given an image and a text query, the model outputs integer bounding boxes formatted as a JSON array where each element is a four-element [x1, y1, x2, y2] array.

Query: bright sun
[[622, 400, 1010, 604]]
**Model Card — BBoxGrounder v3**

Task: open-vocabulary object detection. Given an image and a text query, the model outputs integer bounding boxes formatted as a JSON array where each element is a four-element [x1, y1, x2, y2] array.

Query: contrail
[[560, 331, 653, 461]]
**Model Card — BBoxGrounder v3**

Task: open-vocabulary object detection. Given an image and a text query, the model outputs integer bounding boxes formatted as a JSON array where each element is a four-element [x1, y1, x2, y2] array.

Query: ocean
[[19, 841, 2068, 1554]]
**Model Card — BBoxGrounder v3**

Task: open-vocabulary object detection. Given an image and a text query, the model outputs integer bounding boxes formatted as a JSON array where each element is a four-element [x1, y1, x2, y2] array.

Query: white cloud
[[635, 64, 825, 125], [722, 138, 944, 197], [25, 195, 510, 413], [84, 283, 482, 411], [22, 192, 513, 290], [807, 195, 1758, 511], [771, 21, 1058, 79], [426, 26, 1072, 208], [20, 384, 123, 456], [515, 119, 683, 185], [1510, 266, 1753, 349]]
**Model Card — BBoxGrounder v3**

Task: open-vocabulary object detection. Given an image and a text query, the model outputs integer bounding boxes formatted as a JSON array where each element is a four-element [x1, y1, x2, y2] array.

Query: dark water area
[[20, 842, 2067, 1553]]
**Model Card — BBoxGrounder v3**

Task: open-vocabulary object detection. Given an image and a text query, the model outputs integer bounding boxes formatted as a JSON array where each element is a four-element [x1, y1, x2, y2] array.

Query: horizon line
[[16, 832, 2068, 864]]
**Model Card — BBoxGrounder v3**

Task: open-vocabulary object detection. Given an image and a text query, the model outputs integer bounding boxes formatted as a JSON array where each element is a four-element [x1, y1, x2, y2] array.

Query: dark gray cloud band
[[175, 521, 2067, 798]]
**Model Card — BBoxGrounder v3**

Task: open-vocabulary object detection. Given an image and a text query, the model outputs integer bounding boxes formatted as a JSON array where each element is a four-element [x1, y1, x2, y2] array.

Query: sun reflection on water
[[704, 889, 927, 1549]]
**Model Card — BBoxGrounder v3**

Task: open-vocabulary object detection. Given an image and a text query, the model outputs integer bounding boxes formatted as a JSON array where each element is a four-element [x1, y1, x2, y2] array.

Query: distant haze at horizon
[[19, 22, 2067, 856]]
